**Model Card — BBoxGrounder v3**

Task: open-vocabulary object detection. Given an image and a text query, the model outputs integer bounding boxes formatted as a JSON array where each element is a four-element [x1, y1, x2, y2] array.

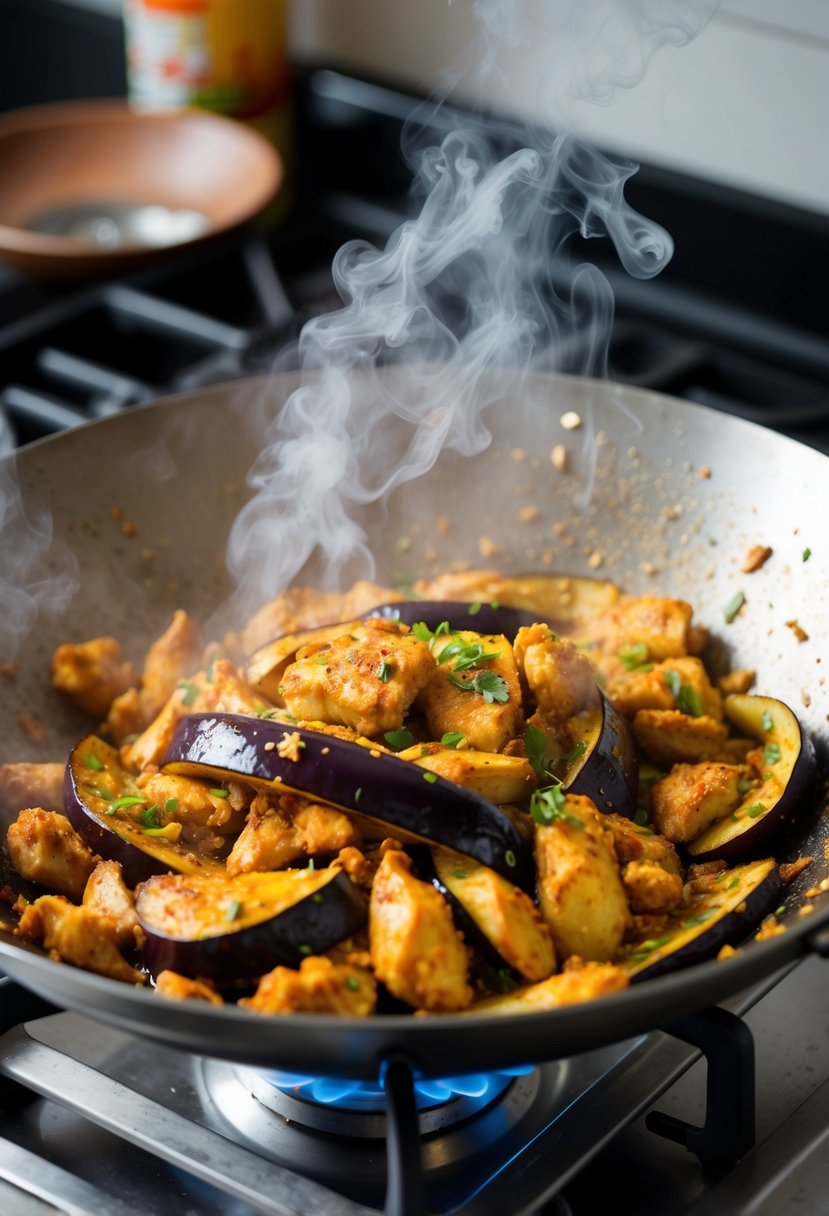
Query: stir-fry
[[0, 571, 817, 1017]]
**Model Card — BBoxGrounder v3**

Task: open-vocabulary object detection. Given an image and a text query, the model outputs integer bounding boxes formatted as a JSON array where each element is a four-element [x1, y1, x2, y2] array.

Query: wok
[[0, 370, 827, 1081]]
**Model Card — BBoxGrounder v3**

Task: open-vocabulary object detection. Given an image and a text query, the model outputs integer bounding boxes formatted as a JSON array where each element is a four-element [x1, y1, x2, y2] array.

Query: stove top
[[1, 955, 826, 1216]]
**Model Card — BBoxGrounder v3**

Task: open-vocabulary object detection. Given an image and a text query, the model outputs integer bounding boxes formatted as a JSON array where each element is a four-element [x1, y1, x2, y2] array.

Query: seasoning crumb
[[263, 741, 276, 752], [560, 410, 582, 431], [698, 465, 711, 479], [277, 732, 304, 762], [478, 535, 503, 558], [1, 662, 17, 681], [435, 515, 450, 535], [121, 521, 140, 537], [395, 536, 412, 553], [663, 504, 684, 521], [786, 619, 809, 643], [717, 668, 755, 696], [550, 444, 568, 472], [18, 713, 45, 743], [742, 544, 772, 573], [141, 547, 155, 561], [639, 562, 658, 576], [802, 689, 812, 708], [588, 550, 604, 569], [717, 943, 740, 960], [799, 904, 815, 916], [510, 448, 527, 462], [110, 506, 123, 522], [517, 505, 540, 524], [779, 857, 812, 883]]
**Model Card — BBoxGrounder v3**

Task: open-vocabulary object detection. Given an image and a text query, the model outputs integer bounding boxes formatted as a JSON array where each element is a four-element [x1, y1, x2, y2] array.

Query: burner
[[243, 1064, 534, 1136]]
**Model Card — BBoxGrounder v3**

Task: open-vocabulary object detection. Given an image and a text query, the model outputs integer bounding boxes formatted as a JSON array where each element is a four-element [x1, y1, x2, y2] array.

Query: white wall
[[291, 0, 829, 216]]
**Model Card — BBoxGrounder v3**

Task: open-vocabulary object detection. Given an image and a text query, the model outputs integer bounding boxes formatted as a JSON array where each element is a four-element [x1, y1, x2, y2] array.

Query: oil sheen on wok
[[0, 568, 817, 1018]]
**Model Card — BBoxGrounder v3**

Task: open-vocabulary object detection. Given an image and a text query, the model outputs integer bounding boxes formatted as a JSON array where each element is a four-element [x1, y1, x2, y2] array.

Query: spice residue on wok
[[0, 570, 820, 1017]]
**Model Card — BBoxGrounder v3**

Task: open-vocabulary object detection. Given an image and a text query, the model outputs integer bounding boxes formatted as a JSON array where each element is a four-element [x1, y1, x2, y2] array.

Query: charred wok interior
[[1, 19, 829, 1216]]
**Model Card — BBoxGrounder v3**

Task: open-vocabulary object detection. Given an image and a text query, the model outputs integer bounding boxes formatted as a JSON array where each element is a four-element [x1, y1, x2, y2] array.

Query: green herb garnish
[[802, 547, 812, 562], [83, 754, 105, 772], [448, 670, 509, 703], [724, 590, 746, 624], [530, 785, 584, 829], [177, 680, 200, 706], [761, 709, 774, 732], [225, 900, 242, 921], [384, 727, 416, 751], [422, 771, 438, 784], [377, 658, 393, 682], [763, 741, 781, 766], [440, 731, 466, 749], [619, 643, 649, 671], [345, 976, 361, 991]]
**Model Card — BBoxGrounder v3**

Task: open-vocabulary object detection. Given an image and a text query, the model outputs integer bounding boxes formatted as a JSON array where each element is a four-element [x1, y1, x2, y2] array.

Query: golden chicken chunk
[[16, 894, 145, 984], [650, 762, 747, 843], [155, 971, 224, 1004], [239, 956, 377, 1016], [534, 793, 629, 962], [7, 808, 99, 900], [106, 610, 203, 742], [369, 848, 472, 1011], [0, 762, 65, 819], [416, 630, 523, 753], [226, 792, 360, 875], [280, 619, 435, 737], [604, 813, 684, 913], [608, 656, 723, 722], [462, 959, 628, 1016], [51, 636, 138, 719], [136, 772, 246, 835], [514, 624, 600, 722], [82, 860, 141, 949], [573, 595, 694, 661], [633, 709, 728, 767]]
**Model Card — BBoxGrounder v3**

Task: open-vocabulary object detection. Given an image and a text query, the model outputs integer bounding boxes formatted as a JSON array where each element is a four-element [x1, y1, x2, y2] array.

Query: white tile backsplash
[[292, 0, 829, 215]]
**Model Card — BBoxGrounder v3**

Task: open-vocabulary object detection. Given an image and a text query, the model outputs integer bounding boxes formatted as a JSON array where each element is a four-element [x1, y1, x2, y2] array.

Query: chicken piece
[[16, 894, 145, 984], [337, 845, 378, 890], [416, 631, 523, 753], [238, 581, 402, 656], [106, 610, 202, 741], [369, 848, 472, 1011], [608, 656, 723, 722], [650, 762, 747, 843], [572, 595, 694, 661], [280, 619, 435, 737], [154, 971, 224, 1004], [0, 762, 65, 818], [633, 710, 728, 767], [82, 860, 141, 949], [51, 637, 139, 719], [717, 668, 756, 697], [514, 624, 600, 722], [136, 772, 246, 835], [120, 686, 200, 771], [226, 793, 360, 875], [7, 808, 99, 900], [413, 570, 619, 627], [534, 793, 629, 962], [604, 814, 684, 914], [462, 959, 628, 1016], [239, 956, 377, 1016]]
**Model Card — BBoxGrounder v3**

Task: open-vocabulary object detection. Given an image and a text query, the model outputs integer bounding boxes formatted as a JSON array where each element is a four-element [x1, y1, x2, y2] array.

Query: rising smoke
[[223, 0, 717, 625]]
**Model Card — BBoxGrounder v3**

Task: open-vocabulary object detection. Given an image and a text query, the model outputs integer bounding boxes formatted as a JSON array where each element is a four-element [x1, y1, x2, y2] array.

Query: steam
[[223, 19, 699, 621], [0, 460, 79, 659]]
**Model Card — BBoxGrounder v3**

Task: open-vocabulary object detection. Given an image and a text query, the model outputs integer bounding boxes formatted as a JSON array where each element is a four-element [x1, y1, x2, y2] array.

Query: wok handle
[[381, 1054, 425, 1216]]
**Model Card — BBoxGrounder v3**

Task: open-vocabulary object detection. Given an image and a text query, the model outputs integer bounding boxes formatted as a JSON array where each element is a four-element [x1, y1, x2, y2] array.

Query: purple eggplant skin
[[137, 869, 367, 984], [162, 714, 534, 888], [364, 600, 541, 637], [687, 694, 817, 863], [626, 858, 781, 983], [565, 694, 639, 819], [64, 736, 221, 888]]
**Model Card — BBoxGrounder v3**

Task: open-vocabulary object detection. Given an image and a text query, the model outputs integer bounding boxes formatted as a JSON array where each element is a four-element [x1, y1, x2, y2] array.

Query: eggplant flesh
[[137, 864, 366, 982], [687, 695, 817, 861], [65, 735, 222, 887], [621, 858, 781, 980], [162, 714, 535, 887]]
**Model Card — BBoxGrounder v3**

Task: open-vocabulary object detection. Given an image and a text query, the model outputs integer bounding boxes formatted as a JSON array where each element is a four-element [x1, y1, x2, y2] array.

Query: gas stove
[[2, 14, 829, 1215]]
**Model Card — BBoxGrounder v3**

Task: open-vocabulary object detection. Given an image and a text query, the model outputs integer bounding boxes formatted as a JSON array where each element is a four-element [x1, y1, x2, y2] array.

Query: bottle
[[123, 0, 291, 159]]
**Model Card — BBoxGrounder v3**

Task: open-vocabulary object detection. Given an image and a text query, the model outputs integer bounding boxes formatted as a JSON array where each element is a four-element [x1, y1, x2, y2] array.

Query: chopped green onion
[[345, 976, 360, 991], [468, 601, 482, 616], [210, 788, 229, 798], [376, 658, 393, 682], [683, 910, 714, 928], [177, 681, 200, 706], [224, 900, 242, 921], [109, 794, 148, 811], [504, 849, 517, 868], [440, 731, 466, 749], [619, 642, 649, 670], [745, 802, 766, 819], [422, 771, 438, 784], [802, 547, 812, 562], [83, 754, 105, 772], [724, 590, 746, 624], [761, 709, 774, 732], [298, 944, 313, 956], [763, 741, 781, 766]]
